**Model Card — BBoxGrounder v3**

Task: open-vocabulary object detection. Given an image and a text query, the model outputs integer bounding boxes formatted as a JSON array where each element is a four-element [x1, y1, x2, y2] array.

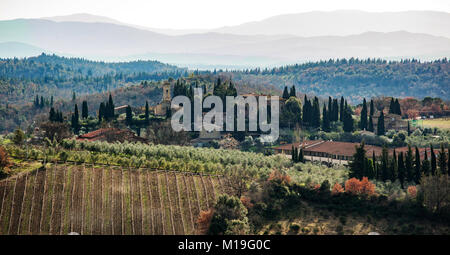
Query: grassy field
[[421, 118, 450, 129]]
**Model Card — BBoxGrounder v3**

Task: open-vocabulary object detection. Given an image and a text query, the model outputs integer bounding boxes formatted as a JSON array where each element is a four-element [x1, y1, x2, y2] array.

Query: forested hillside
[[228, 58, 450, 103], [0, 54, 187, 103]]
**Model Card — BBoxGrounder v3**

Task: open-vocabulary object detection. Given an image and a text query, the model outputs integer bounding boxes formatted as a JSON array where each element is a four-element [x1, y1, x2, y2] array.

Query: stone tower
[[162, 82, 171, 102]]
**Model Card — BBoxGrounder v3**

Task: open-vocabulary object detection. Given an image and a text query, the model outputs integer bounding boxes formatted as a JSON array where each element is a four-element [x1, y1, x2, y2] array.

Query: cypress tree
[[343, 107, 354, 132], [82, 101, 88, 119], [381, 146, 389, 181], [71, 104, 80, 133], [145, 101, 150, 123], [339, 97, 344, 122], [108, 94, 115, 120], [407, 121, 411, 136], [422, 149, 431, 176], [447, 146, 450, 176], [289, 85, 296, 98], [294, 147, 299, 163], [414, 146, 421, 183], [377, 111, 385, 135], [49, 107, 56, 122], [328, 97, 332, 121], [360, 98, 368, 130], [369, 99, 374, 117], [50, 96, 54, 106], [372, 151, 377, 180], [99, 102, 105, 121], [40, 96, 44, 108], [126, 105, 133, 126], [390, 149, 398, 182], [322, 104, 330, 132], [389, 98, 395, 114], [405, 145, 413, 182], [395, 99, 401, 115], [349, 142, 366, 179], [312, 97, 320, 128], [438, 143, 447, 175], [299, 148, 304, 163], [368, 117, 374, 132], [282, 87, 289, 99], [430, 145, 437, 175], [291, 146, 296, 162], [398, 152, 405, 188], [333, 99, 339, 121]]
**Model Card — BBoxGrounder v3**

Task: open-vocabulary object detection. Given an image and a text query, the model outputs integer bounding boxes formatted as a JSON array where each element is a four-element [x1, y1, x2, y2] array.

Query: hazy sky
[[1, 0, 449, 29]]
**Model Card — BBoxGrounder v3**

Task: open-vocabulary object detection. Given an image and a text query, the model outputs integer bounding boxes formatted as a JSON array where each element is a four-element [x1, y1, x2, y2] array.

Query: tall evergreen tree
[[394, 99, 401, 115], [145, 101, 150, 123], [108, 94, 115, 120], [377, 111, 385, 135], [349, 142, 367, 179], [398, 152, 405, 188], [360, 98, 368, 130], [339, 96, 344, 122], [343, 107, 354, 132], [407, 121, 411, 136], [282, 86, 289, 99], [368, 117, 374, 132], [332, 99, 339, 121], [390, 149, 398, 182], [289, 85, 296, 98], [312, 97, 321, 128], [422, 149, 431, 176], [372, 151, 377, 180], [71, 104, 80, 133], [50, 96, 54, 106], [389, 98, 395, 114], [82, 101, 88, 119], [438, 143, 447, 175], [328, 97, 332, 121], [125, 105, 133, 126], [381, 146, 390, 181], [414, 146, 421, 183], [405, 145, 413, 182], [369, 99, 374, 117], [430, 145, 437, 175], [322, 104, 330, 132], [98, 102, 105, 121], [49, 107, 56, 122], [72, 91, 76, 101], [299, 148, 304, 163]]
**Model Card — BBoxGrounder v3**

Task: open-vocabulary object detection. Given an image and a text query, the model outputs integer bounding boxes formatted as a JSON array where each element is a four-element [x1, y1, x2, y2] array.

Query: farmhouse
[[274, 140, 439, 162], [77, 128, 147, 143]]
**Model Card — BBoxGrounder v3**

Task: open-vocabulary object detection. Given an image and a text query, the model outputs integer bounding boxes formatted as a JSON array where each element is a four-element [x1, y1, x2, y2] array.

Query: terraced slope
[[0, 164, 226, 235]]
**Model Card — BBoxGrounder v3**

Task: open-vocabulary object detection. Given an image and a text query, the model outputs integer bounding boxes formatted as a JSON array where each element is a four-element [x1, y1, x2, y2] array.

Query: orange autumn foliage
[[0, 146, 10, 171], [407, 186, 417, 198], [332, 183, 344, 195], [196, 209, 214, 235], [344, 177, 375, 196], [267, 170, 291, 185], [240, 196, 254, 209], [360, 177, 376, 196]]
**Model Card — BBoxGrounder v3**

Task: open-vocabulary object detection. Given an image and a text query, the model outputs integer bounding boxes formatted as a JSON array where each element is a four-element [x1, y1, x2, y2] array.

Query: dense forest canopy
[[0, 53, 188, 103], [226, 58, 450, 103]]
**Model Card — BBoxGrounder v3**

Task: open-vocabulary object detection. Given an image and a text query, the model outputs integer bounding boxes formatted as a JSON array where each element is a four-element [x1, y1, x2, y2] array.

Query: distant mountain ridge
[[213, 10, 450, 38], [0, 11, 449, 68]]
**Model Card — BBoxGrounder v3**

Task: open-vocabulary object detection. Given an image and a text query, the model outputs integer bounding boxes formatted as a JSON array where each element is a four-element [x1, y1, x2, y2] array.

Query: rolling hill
[[1, 15, 449, 68]]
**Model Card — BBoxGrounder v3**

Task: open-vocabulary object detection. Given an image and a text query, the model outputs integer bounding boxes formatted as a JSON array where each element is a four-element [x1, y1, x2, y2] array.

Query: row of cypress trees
[[350, 142, 449, 188]]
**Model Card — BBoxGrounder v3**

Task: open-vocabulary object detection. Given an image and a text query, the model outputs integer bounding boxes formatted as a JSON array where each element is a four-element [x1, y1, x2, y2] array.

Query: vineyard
[[0, 163, 228, 235]]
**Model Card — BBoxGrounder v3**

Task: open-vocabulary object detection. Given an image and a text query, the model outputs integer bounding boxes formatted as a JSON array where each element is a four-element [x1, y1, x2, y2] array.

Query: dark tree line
[[350, 142, 450, 188]]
